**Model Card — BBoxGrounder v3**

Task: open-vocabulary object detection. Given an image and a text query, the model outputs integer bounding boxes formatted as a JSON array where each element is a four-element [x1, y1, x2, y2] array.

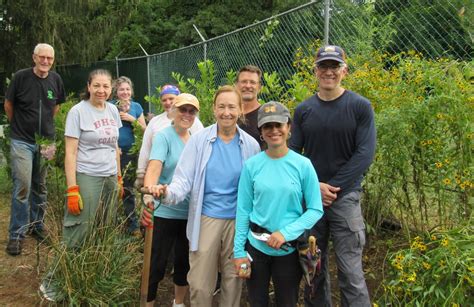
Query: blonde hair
[[213, 85, 242, 108], [113, 76, 134, 99]]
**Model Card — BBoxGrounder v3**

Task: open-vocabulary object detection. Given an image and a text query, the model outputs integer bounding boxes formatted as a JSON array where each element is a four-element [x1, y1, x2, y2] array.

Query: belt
[[249, 221, 297, 247]]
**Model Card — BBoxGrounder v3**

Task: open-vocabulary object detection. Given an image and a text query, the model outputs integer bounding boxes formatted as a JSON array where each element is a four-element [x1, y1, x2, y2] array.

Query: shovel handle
[[140, 224, 153, 306], [309, 236, 317, 256]]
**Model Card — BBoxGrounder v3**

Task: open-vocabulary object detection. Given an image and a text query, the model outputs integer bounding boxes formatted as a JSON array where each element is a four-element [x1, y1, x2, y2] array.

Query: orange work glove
[[66, 185, 83, 215], [118, 175, 124, 199], [141, 195, 154, 228]]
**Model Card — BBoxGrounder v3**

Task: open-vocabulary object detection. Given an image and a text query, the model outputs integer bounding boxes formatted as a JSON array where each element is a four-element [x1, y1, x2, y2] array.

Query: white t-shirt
[[136, 111, 204, 174], [65, 100, 122, 176]]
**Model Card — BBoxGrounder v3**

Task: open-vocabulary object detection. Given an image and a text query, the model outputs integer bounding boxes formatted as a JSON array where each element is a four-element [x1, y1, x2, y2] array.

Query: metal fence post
[[193, 24, 207, 62], [324, 0, 330, 45], [115, 56, 120, 77], [138, 43, 152, 112]]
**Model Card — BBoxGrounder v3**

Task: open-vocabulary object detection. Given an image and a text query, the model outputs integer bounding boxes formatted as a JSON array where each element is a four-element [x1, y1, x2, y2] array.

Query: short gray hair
[[33, 43, 54, 56]]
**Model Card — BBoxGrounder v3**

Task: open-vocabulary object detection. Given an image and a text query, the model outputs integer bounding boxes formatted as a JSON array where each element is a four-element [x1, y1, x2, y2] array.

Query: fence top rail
[[115, 0, 322, 62]]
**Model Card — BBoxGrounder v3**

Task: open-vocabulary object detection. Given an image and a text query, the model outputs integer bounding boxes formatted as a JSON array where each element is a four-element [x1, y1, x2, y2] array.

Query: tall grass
[[43, 179, 143, 304]]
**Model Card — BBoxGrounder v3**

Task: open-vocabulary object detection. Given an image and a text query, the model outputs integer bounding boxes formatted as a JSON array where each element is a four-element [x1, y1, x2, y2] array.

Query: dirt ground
[[0, 192, 388, 306]]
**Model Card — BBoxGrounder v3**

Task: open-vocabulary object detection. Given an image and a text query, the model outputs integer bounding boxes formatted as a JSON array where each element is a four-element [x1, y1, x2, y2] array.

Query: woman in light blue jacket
[[146, 85, 260, 307]]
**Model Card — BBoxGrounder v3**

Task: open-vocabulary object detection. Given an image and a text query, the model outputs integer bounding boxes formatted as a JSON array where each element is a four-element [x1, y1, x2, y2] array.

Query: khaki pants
[[188, 215, 242, 307]]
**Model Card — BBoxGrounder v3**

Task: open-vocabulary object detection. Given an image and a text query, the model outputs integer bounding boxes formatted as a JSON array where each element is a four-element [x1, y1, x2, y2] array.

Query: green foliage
[[374, 0, 473, 60], [225, 70, 237, 85], [378, 224, 474, 305], [0, 0, 138, 75], [172, 60, 217, 126], [348, 52, 473, 232], [260, 71, 285, 101], [144, 90, 164, 116], [259, 19, 281, 48], [105, 1, 307, 59]]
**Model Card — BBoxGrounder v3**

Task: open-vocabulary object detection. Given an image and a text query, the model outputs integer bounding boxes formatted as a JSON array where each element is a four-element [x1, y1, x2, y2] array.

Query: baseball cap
[[315, 45, 346, 64], [160, 84, 180, 97], [174, 93, 200, 111], [258, 101, 290, 128]]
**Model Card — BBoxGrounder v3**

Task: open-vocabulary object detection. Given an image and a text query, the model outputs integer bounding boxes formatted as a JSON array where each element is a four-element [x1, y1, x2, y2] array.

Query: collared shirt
[[163, 123, 260, 251]]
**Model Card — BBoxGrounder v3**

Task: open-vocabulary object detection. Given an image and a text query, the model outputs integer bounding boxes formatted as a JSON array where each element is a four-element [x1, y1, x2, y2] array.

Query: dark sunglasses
[[261, 122, 284, 130], [178, 106, 197, 115]]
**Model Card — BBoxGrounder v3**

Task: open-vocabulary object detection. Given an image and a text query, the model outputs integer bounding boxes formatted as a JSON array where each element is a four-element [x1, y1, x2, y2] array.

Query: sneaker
[[172, 299, 186, 307], [6, 239, 22, 256], [40, 280, 59, 302]]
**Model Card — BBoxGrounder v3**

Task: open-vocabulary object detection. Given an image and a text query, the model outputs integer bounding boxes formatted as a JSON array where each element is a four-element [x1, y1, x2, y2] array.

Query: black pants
[[246, 242, 302, 307], [147, 217, 189, 302]]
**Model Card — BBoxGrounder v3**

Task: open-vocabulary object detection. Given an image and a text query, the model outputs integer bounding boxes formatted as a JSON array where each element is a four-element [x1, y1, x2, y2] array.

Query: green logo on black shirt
[[47, 90, 54, 99]]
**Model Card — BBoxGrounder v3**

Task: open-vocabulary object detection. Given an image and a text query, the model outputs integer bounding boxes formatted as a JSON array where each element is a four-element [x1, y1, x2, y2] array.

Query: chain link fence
[[55, 0, 472, 113]]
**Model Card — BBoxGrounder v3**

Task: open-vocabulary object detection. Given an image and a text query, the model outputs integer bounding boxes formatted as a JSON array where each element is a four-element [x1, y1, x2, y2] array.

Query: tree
[[0, 0, 139, 76], [105, 0, 307, 59]]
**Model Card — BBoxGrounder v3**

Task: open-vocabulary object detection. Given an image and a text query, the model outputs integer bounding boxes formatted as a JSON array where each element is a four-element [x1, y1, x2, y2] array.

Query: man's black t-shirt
[[6, 68, 66, 143], [238, 106, 264, 149]]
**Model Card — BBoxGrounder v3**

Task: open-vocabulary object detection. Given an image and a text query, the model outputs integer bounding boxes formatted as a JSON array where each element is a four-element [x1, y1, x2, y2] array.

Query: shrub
[[378, 224, 474, 305]]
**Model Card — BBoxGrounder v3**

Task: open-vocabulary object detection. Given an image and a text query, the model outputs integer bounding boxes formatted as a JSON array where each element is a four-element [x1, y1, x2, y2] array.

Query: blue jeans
[[120, 149, 138, 233], [304, 191, 370, 307], [8, 139, 48, 240]]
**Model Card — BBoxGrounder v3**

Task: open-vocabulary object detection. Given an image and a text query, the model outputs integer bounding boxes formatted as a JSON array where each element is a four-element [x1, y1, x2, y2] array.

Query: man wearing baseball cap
[[290, 45, 376, 306]]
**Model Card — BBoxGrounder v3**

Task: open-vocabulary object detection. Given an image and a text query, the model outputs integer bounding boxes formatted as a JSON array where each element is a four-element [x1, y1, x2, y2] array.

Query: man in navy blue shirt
[[290, 45, 376, 307]]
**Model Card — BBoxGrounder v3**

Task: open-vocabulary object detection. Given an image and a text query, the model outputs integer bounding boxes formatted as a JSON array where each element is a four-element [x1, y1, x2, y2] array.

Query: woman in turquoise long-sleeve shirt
[[234, 101, 324, 307]]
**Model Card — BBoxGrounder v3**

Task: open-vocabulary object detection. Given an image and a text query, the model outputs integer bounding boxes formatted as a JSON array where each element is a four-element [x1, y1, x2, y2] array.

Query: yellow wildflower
[[422, 262, 431, 270], [441, 238, 449, 246], [407, 272, 416, 282], [443, 178, 451, 185], [435, 162, 443, 168], [431, 235, 437, 241]]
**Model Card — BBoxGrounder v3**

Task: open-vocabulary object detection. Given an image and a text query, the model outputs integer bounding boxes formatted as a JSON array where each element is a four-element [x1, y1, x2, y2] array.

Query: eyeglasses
[[178, 106, 197, 115], [316, 63, 344, 72], [35, 55, 54, 61], [261, 122, 284, 130], [238, 80, 259, 86]]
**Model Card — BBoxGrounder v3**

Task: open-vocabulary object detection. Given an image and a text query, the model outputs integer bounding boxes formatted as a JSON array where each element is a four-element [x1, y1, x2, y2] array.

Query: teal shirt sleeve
[[150, 132, 168, 162], [234, 164, 253, 259], [279, 158, 323, 241]]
